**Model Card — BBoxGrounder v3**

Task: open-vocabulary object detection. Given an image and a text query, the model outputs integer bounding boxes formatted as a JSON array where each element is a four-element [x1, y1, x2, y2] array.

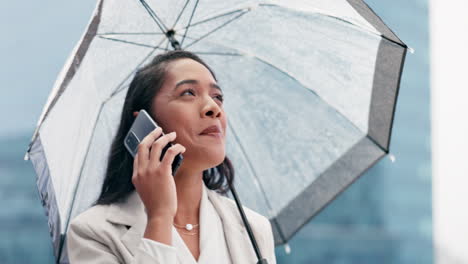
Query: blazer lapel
[[206, 188, 257, 264], [106, 191, 147, 256]]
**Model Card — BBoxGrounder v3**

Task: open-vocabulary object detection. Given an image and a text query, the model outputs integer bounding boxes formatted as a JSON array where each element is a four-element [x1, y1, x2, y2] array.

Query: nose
[[201, 97, 222, 119]]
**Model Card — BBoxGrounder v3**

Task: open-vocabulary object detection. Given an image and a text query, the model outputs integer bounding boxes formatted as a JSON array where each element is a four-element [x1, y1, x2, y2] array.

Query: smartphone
[[124, 109, 183, 176]]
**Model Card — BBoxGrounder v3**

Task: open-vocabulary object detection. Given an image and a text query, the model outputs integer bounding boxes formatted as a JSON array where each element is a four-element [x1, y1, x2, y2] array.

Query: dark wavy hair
[[95, 50, 235, 205]]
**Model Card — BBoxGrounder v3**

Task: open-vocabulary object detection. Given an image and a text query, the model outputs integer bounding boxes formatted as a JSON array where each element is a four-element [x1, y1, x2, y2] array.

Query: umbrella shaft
[[229, 183, 268, 263], [165, 29, 181, 50]]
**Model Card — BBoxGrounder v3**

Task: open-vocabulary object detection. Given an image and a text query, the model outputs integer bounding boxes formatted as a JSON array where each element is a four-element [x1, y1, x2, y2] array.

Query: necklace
[[173, 222, 200, 231], [176, 229, 199, 236]]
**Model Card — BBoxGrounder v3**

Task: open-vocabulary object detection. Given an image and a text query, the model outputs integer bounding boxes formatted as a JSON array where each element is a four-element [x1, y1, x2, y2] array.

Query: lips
[[200, 125, 221, 135]]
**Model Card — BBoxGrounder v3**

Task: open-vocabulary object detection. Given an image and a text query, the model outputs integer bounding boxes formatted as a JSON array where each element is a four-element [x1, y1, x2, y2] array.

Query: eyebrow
[[174, 79, 222, 92]]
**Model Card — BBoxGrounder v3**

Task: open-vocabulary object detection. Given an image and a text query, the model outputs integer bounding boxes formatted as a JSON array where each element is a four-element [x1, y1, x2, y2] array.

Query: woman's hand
[[132, 127, 186, 221]]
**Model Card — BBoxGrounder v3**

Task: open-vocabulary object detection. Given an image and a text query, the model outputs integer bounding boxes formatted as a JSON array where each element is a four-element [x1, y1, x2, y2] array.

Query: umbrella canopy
[[25, 0, 407, 262]]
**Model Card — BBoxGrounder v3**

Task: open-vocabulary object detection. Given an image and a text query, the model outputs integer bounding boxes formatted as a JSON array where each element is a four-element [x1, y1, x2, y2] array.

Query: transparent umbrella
[[25, 0, 407, 262]]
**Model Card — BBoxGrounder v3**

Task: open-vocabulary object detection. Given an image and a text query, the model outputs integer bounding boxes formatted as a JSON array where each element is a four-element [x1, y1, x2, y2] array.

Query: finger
[[149, 131, 177, 166], [138, 127, 163, 169], [132, 152, 139, 183], [160, 144, 186, 172], [133, 151, 141, 174]]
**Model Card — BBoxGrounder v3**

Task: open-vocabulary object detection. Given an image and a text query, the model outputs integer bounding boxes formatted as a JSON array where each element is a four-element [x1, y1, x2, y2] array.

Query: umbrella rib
[[171, 0, 191, 29], [183, 10, 248, 50], [190, 51, 242, 56], [139, 0, 168, 33], [180, 0, 200, 47], [227, 122, 287, 243], [64, 102, 106, 235], [98, 36, 166, 50], [259, 3, 406, 48], [227, 123, 275, 217], [97, 32, 166, 36], [110, 38, 168, 98], [176, 8, 246, 31], [249, 55, 375, 142]]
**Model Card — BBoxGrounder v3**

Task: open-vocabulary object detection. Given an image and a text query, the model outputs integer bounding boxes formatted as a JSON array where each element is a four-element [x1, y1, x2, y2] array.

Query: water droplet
[[284, 243, 291, 254]]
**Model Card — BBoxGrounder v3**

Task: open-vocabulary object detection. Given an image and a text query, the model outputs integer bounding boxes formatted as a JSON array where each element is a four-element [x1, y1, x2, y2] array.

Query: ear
[[133, 111, 139, 117]]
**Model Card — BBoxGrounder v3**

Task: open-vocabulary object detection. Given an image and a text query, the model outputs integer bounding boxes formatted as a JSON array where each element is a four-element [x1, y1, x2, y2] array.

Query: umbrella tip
[[389, 153, 396, 163], [284, 243, 291, 254], [24, 151, 30, 161], [408, 47, 415, 54]]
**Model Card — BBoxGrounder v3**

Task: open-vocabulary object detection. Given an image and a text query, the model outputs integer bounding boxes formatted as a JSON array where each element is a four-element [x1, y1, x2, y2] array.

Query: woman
[[66, 50, 276, 263]]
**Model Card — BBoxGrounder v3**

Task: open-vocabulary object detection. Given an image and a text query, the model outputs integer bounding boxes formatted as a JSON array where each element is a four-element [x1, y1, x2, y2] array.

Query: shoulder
[[69, 204, 110, 229], [67, 203, 117, 243], [66, 203, 135, 263]]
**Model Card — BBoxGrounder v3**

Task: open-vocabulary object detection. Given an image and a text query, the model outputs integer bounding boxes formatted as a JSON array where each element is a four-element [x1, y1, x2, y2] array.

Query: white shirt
[[138, 184, 233, 263]]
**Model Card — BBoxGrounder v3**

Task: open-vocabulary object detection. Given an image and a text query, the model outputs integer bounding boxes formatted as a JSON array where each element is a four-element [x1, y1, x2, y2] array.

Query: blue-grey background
[[0, 0, 430, 263]]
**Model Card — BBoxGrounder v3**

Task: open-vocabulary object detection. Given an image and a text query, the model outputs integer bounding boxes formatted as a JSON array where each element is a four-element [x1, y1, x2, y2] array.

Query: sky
[[0, 1, 97, 138]]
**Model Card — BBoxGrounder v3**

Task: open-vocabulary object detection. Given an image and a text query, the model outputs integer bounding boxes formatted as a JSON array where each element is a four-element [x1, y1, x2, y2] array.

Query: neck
[[173, 166, 204, 225]]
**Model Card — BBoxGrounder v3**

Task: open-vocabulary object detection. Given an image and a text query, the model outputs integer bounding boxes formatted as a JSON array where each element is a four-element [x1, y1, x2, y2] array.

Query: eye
[[181, 88, 224, 103], [181, 88, 195, 96], [215, 94, 224, 103]]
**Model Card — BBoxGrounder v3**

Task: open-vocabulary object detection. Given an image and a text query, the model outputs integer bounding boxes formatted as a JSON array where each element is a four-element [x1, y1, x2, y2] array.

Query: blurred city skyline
[[0, 0, 431, 263]]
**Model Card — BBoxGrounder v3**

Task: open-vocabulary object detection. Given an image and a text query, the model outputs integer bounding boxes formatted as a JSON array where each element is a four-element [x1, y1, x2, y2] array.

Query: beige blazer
[[66, 186, 276, 264]]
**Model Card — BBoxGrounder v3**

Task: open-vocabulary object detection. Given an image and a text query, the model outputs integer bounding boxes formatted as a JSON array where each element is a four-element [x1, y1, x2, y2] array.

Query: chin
[[184, 146, 225, 169], [209, 151, 226, 167], [202, 148, 226, 168]]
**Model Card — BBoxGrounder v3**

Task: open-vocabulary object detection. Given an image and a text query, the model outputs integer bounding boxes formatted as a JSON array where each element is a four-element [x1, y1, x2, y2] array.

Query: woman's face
[[151, 58, 227, 171]]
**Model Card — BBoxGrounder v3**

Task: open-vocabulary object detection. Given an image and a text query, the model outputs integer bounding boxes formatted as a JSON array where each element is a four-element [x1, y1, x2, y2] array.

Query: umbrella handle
[[228, 183, 269, 264]]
